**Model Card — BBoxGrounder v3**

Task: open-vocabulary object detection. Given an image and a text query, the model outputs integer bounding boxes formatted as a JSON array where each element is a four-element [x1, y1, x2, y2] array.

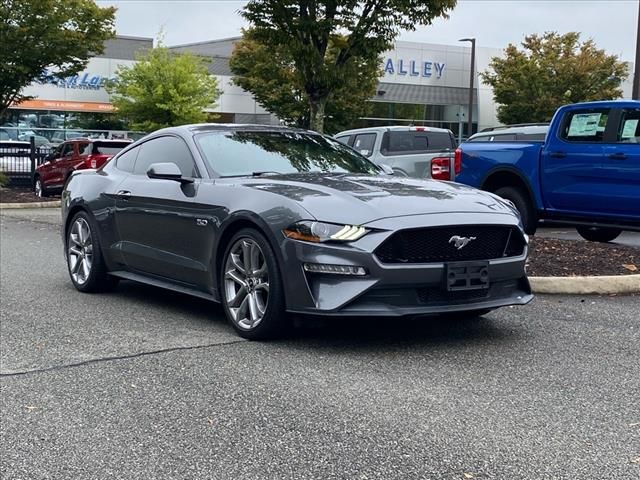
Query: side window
[[134, 136, 199, 177], [492, 134, 517, 142], [617, 108, 640, 143], [427, 131, 456, 150], [518, 133, 547, 142], [336, 135, 352, 146], [115, 147, 139, 173], [352, 133, 376, 157], [61, 143, 74, 157], [78, 142, 91, 155], [560, 109, 610, 142]]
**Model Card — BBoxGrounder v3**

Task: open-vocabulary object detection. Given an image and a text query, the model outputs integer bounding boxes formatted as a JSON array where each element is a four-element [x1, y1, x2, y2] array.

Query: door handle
[[549, 151, 566, 158], [608, 152, 627, 160], [116, 190, 131, 198]]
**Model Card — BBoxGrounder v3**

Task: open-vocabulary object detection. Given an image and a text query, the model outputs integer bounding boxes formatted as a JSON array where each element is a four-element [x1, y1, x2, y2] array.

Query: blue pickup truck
[[455, 100, 640, 242]]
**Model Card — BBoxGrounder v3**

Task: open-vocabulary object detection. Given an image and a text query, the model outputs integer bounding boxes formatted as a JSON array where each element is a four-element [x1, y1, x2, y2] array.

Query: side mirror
[[146, 162, 193, 183], [378, 163, 394, 175]]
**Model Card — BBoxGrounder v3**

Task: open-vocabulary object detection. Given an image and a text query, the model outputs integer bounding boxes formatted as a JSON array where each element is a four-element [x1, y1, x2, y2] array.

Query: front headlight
[[283, 221, 368, 243]]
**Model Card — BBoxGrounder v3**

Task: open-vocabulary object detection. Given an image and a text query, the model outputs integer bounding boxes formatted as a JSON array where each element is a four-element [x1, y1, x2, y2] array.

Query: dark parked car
[[62, 125, 533, 339], [35, 138, 131, 197]]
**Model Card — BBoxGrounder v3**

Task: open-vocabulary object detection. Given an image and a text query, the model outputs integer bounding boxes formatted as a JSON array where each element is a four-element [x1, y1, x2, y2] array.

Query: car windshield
[[196, 130, 380, 177]]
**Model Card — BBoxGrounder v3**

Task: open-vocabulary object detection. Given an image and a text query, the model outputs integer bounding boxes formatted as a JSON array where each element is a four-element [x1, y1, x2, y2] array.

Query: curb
[[0, 201, 61, 209], [529, 275, 640, 295]]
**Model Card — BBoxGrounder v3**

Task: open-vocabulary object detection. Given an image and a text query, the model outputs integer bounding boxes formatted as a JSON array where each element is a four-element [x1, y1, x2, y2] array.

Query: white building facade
[[6, 36, 635, 137]]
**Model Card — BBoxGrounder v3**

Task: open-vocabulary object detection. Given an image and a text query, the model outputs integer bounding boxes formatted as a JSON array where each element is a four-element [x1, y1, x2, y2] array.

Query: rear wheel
[[221, 228, 287, 340], [66, 211, 118, 292], [576, 226, 622, 243], [34, 176, 48, 198], [494, 186, 537, 235]]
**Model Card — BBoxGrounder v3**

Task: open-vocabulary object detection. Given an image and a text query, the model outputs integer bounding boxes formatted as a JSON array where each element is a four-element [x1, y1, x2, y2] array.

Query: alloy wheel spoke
[[69, 247, 82, 257], [241, 241, 252, 272], [230, 252, 245, 274], [249, 243, 261, 275], [225, 269, 247, 287], [255, 282, 269, 293], [248, 292, 259, 323], [233, 294, 250, 321], [228, 286, 247, 308], [81, 258, 90, 280]]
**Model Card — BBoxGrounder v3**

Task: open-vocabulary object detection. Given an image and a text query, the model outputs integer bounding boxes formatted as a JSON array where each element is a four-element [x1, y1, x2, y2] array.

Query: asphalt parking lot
[[1, 210, 639, 479]]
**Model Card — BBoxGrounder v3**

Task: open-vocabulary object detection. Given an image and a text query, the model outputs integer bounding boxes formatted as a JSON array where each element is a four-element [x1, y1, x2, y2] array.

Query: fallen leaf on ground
[[24, 405, 37, 412], [622, 264, 638, 272], [207, 417, 215, 425], [463, 474, 474, 479], [631, 457, 640, 464]]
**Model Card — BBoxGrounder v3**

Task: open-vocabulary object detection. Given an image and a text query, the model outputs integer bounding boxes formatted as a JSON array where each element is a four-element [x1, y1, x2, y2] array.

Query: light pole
[[459, 37, 476, 138], [633, 0, 640, 99]]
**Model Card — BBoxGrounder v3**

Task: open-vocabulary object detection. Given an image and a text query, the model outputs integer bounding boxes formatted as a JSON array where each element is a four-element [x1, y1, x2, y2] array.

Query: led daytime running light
[[303, 263, 367, 276]]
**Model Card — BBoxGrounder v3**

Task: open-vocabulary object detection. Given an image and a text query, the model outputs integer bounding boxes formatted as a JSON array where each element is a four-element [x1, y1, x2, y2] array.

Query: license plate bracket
[[445, 261, 490, 291]]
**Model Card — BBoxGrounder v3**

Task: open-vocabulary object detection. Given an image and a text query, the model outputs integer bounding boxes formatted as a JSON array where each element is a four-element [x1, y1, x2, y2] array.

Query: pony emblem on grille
[[448, 235, 477, 250]]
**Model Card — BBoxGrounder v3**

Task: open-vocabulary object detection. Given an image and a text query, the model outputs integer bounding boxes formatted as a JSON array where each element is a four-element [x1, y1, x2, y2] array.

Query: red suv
[[34, 138, 132, 197]]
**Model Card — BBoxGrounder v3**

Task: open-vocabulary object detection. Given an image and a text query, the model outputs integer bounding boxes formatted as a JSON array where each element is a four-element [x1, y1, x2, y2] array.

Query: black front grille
[[375, 225, 525, 264]]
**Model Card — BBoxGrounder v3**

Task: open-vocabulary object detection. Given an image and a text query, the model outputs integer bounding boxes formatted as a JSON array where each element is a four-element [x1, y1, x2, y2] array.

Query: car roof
[[335, 125, 453, 136], [0, 140, 30, 147], [470, 125, 549, 139], [563, 99, 640, 109]]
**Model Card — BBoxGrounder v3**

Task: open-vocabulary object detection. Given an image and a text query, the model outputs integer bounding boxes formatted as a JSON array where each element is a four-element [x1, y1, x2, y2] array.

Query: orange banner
[[12, 99, 115, 113]]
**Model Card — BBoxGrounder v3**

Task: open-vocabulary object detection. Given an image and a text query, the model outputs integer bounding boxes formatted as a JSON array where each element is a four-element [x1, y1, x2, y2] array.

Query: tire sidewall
[[220, 228, 286, 340], [576, 227, 622, 243], [494, 186, 536, 235]]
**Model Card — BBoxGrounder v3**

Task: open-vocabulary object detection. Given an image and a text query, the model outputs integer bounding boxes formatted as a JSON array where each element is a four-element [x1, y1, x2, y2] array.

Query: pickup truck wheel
[[493, 186, 536, 235], [34, 176, 49, 198], [576, 227, 622, 243]]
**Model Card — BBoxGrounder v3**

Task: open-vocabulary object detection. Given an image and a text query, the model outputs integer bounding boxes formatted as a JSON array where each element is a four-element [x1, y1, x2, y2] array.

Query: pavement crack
[[0, 339, 247, 378]]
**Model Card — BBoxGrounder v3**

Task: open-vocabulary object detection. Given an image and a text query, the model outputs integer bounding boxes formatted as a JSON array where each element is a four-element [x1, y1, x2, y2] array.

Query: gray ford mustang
[[62, 124, 533, 339]]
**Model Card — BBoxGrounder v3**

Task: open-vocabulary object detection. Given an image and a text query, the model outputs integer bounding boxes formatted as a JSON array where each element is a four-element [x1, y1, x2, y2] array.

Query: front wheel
[[221, 228, 287, 340], [66, 211, 118, 292], [34, 176, 48, 198], [576, 226, 622, 243]]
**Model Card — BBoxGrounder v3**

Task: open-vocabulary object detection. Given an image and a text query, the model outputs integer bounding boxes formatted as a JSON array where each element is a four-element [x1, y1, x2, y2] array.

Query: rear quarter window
[[382, 131, 453, 155]]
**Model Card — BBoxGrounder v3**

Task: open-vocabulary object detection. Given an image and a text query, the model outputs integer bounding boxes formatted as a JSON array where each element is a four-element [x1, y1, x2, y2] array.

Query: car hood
[[233, 173, 518, 225]]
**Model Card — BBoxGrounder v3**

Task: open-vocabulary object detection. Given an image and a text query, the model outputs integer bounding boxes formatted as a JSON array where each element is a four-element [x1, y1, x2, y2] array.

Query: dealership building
[[6, 35, 635, 136]]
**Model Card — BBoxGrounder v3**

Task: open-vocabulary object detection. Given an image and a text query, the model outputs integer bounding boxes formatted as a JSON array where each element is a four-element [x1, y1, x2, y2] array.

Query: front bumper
[[281, 213, 533, 317]]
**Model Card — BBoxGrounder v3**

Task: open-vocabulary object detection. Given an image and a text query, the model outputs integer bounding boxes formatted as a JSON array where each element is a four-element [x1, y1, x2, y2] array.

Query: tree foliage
[[0, 0, 116, 117], [239, 0, 457, 132], [107, 47, 219, 132], [230, 29, 381, 134], [481, 32, 630, 125]]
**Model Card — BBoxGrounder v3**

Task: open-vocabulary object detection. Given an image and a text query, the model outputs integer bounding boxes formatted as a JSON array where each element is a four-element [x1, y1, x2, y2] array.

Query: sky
[[98, 0, 639, 61]]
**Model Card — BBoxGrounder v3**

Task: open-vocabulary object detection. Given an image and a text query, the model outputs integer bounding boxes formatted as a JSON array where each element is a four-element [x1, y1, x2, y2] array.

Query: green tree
[[240, 0, 457, 133], [230, 29, 381, 134], [481, 32, 630, 125], [0, 0, 116, 118], [107, 46, 219, 131]]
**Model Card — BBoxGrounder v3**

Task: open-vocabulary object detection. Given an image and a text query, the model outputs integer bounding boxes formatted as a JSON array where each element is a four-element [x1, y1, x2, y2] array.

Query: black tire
[[220, 228, 288, 340], [494, 186, 537, 235], [576, 226, 622, 243], [33, 176, 49, 198], [65, 211, 118, 293]]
